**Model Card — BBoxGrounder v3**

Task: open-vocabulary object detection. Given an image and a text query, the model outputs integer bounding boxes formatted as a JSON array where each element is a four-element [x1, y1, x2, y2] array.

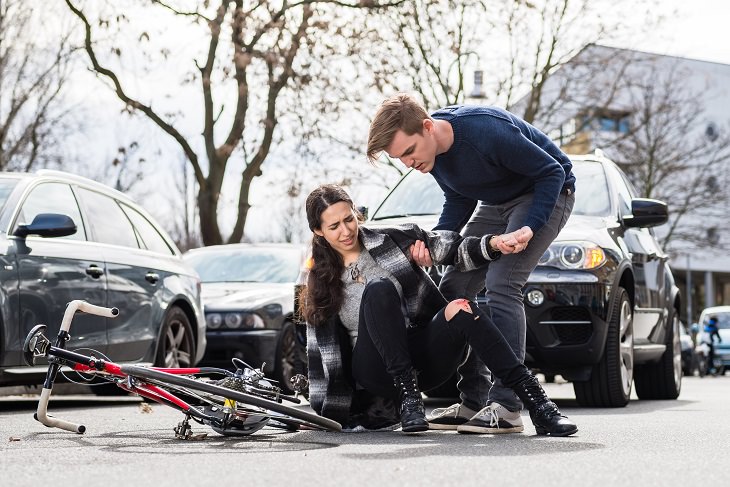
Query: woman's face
[[314, 201, 360, 256]]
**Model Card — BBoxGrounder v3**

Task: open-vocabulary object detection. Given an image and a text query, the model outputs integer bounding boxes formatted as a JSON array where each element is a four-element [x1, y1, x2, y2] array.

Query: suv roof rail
[[35, 169, 130, 201]]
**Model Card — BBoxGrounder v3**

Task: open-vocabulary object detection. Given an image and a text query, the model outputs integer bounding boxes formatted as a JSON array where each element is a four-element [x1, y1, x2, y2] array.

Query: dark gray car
[[0, 170, 206, 387]]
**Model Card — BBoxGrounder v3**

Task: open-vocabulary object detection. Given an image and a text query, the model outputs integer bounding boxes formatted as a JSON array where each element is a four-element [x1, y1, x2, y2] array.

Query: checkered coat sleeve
[[307, 223, 499, 426]]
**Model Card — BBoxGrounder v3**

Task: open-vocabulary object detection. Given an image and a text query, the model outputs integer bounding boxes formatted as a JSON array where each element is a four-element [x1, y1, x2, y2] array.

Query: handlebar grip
[[75, 301, 119, 318], [61, 300, 118, 333], [35, 388, 86, 434]]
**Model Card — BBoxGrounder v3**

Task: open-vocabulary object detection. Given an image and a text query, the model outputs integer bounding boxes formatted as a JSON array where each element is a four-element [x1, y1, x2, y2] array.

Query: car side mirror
[[357, 206, 368, 220], [623, 198, 668, 228], [14, 213, 77, 238]]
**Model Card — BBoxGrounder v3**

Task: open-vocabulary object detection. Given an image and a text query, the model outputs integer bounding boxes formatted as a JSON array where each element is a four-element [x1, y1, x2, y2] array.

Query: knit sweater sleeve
[[388, 223, 500, 270], [484, 121, 567, 232]]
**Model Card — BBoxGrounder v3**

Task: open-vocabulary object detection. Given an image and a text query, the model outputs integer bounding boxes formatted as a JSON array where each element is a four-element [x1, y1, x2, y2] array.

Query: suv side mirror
[[356, 206, 369, 220], [14, 213, 77, 238], [623, 198, 668, 228]]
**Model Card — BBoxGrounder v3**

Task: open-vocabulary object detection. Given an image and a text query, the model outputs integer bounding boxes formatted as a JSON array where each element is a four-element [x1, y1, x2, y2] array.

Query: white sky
[[610, 0, 730, 65], [48, 0, 730, 243]]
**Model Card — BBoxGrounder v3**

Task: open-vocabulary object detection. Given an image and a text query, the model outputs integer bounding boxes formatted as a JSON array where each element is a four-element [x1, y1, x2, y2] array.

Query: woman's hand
[[409, 240, 433, 266], [492, 226, 533, 254]]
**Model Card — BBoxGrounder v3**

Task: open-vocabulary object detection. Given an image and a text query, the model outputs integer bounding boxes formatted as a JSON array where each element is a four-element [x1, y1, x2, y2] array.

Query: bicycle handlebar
[[35, 388, 86, 434], [60, 300, 118, 333], [34, 300, 118, 434]]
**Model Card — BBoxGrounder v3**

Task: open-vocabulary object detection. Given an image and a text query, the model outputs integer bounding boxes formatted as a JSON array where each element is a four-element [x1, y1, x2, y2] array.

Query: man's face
[[385, 119, 438, 173]]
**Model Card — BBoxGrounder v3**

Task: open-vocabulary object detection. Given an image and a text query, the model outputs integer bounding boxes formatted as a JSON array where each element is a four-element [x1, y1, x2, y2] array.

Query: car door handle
[[86, 265, 104, 278], [145, 272, 160, 284]]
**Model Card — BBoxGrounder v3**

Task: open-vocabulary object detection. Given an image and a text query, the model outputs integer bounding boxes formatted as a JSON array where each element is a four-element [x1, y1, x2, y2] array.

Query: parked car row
[[0, 169, 307, 395], [2, 152, 712, 410]]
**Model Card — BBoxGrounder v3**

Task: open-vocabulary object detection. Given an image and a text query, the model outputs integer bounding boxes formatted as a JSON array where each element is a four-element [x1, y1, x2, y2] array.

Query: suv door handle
[[86, 265, 104, 278], [145, 272, 160, 284]]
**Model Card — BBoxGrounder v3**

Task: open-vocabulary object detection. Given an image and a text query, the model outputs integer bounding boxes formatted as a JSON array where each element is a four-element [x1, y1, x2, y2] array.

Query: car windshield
[[0, 178, 19, 214], [185, 247, 301, 284], [370, 160, 612, 220]]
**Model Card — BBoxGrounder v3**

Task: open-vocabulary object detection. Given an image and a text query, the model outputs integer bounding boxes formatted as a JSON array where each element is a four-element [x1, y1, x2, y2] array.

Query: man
[[704, 316, 722, 374], [367, 93, 575, 434]]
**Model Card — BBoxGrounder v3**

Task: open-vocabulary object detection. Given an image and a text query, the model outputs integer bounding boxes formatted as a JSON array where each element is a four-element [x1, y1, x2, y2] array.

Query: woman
[[301, 184, 576, 436]]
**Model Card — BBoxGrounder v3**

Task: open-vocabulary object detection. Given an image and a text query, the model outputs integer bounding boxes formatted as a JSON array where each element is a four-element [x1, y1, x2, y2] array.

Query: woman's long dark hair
[[301, 184, 359, 325]]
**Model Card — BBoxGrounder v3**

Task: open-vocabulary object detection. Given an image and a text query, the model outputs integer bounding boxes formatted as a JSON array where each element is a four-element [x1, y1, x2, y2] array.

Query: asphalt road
[[1, 376, 728, 487]]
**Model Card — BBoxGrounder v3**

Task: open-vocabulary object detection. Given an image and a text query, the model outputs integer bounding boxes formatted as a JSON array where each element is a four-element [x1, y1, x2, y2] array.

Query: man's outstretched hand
[[493, 226, 533, 254]]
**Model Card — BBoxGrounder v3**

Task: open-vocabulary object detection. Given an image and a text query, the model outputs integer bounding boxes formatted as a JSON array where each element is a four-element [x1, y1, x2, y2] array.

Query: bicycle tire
[[121, 365, 341, 432]]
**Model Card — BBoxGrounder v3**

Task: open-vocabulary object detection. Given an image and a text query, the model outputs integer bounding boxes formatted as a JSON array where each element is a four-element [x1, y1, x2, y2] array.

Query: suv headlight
[[538, 241, 606, 270]]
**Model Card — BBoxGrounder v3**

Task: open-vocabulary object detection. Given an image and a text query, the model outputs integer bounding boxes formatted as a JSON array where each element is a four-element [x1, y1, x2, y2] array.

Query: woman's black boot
[[512, 374, 578, 436], [393, 370, 428, 433]]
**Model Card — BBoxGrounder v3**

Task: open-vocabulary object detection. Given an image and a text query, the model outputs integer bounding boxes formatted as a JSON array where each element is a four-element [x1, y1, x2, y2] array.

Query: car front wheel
[[274, 321, 305, 394], [156, 306, 195, 368], [574, 287, 634, 407]]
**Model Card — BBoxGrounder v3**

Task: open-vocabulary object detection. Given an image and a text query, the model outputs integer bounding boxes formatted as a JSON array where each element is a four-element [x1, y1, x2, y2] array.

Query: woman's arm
[[386, 223, 500, 271]]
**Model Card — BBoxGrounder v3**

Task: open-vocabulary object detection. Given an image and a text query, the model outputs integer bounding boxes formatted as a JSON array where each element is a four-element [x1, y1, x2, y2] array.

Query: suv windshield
[[371, 159, 611, 220]]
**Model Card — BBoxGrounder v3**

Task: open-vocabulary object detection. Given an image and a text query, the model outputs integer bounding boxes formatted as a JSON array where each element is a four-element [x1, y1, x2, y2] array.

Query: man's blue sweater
[[430, 105, 575, 233]]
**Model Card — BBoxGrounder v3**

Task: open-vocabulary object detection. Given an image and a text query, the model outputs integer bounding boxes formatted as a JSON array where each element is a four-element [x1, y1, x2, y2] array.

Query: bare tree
[[375, 0, 662, 121], [64, 0, 406, 246], [608, 61, 730, 251], [0, 1, 77, 172]]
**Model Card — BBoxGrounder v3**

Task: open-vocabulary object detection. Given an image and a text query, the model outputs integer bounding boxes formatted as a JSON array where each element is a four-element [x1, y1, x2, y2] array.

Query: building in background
[[514, 44, 730, 323]]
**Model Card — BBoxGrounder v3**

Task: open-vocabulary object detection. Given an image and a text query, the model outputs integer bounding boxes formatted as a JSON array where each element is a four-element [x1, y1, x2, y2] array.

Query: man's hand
[[493, 226, 533, 254], [410, 240, 433, 266]]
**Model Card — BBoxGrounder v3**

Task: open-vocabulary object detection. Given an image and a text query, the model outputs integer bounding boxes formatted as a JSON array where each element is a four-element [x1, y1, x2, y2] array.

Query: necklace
[[347, 261, 361, 282]]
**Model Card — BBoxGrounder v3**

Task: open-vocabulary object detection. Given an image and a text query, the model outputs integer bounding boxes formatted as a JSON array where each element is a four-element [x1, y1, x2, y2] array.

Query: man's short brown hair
[[367, 93, 430, 163]]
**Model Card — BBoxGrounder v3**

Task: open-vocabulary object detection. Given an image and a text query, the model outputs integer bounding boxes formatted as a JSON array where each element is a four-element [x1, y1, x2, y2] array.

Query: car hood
[[201, 282, 293, 310], [366, 214, 440, 229], [554, 215, 618, 247]]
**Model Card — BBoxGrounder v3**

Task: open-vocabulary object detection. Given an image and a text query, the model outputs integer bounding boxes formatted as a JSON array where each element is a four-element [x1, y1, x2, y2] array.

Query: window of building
[[591, 108, 631, 134]]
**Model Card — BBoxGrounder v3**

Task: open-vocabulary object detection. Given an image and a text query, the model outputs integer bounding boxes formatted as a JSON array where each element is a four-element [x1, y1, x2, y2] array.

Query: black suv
[[367, 152, 682, 407], [0, 170, 206, 387]]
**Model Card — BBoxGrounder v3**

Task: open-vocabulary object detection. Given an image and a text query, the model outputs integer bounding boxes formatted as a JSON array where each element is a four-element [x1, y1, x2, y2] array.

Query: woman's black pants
[[351, 279, 529, 399]]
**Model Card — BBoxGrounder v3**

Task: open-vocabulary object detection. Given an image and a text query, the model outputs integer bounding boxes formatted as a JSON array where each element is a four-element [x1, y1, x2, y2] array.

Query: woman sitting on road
[[301, 184, 577, 436]]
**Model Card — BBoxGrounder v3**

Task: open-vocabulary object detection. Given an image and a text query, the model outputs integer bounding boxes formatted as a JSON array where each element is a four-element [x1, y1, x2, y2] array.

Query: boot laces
[[521, 379, 564, 418]]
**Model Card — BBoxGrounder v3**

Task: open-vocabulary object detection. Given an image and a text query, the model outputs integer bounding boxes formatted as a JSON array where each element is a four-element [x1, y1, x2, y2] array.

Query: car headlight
[[206, 312, 265, 330], [539, 241, 606, 270], [206, 313, 223, 329]]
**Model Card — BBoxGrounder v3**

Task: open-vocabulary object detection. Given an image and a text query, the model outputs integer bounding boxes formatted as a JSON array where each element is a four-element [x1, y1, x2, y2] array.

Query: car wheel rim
[[164, 318, 192, 368], [619, 298, 634, 396], [672, 315, 682, 385]]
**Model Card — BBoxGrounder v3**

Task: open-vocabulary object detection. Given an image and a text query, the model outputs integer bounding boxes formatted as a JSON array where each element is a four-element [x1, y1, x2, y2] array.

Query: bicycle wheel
[[121, 365, 341, 432]]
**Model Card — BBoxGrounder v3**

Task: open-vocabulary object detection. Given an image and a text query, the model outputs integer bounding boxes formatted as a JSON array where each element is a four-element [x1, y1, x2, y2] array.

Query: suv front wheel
[[634, 307, 682, 399], [574, 287, 634, 407]]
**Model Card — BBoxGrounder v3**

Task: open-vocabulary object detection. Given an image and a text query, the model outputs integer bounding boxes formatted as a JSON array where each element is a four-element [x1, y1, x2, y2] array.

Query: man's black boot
[[393, 370, 428, 433], [512, 374, 578, 436]]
